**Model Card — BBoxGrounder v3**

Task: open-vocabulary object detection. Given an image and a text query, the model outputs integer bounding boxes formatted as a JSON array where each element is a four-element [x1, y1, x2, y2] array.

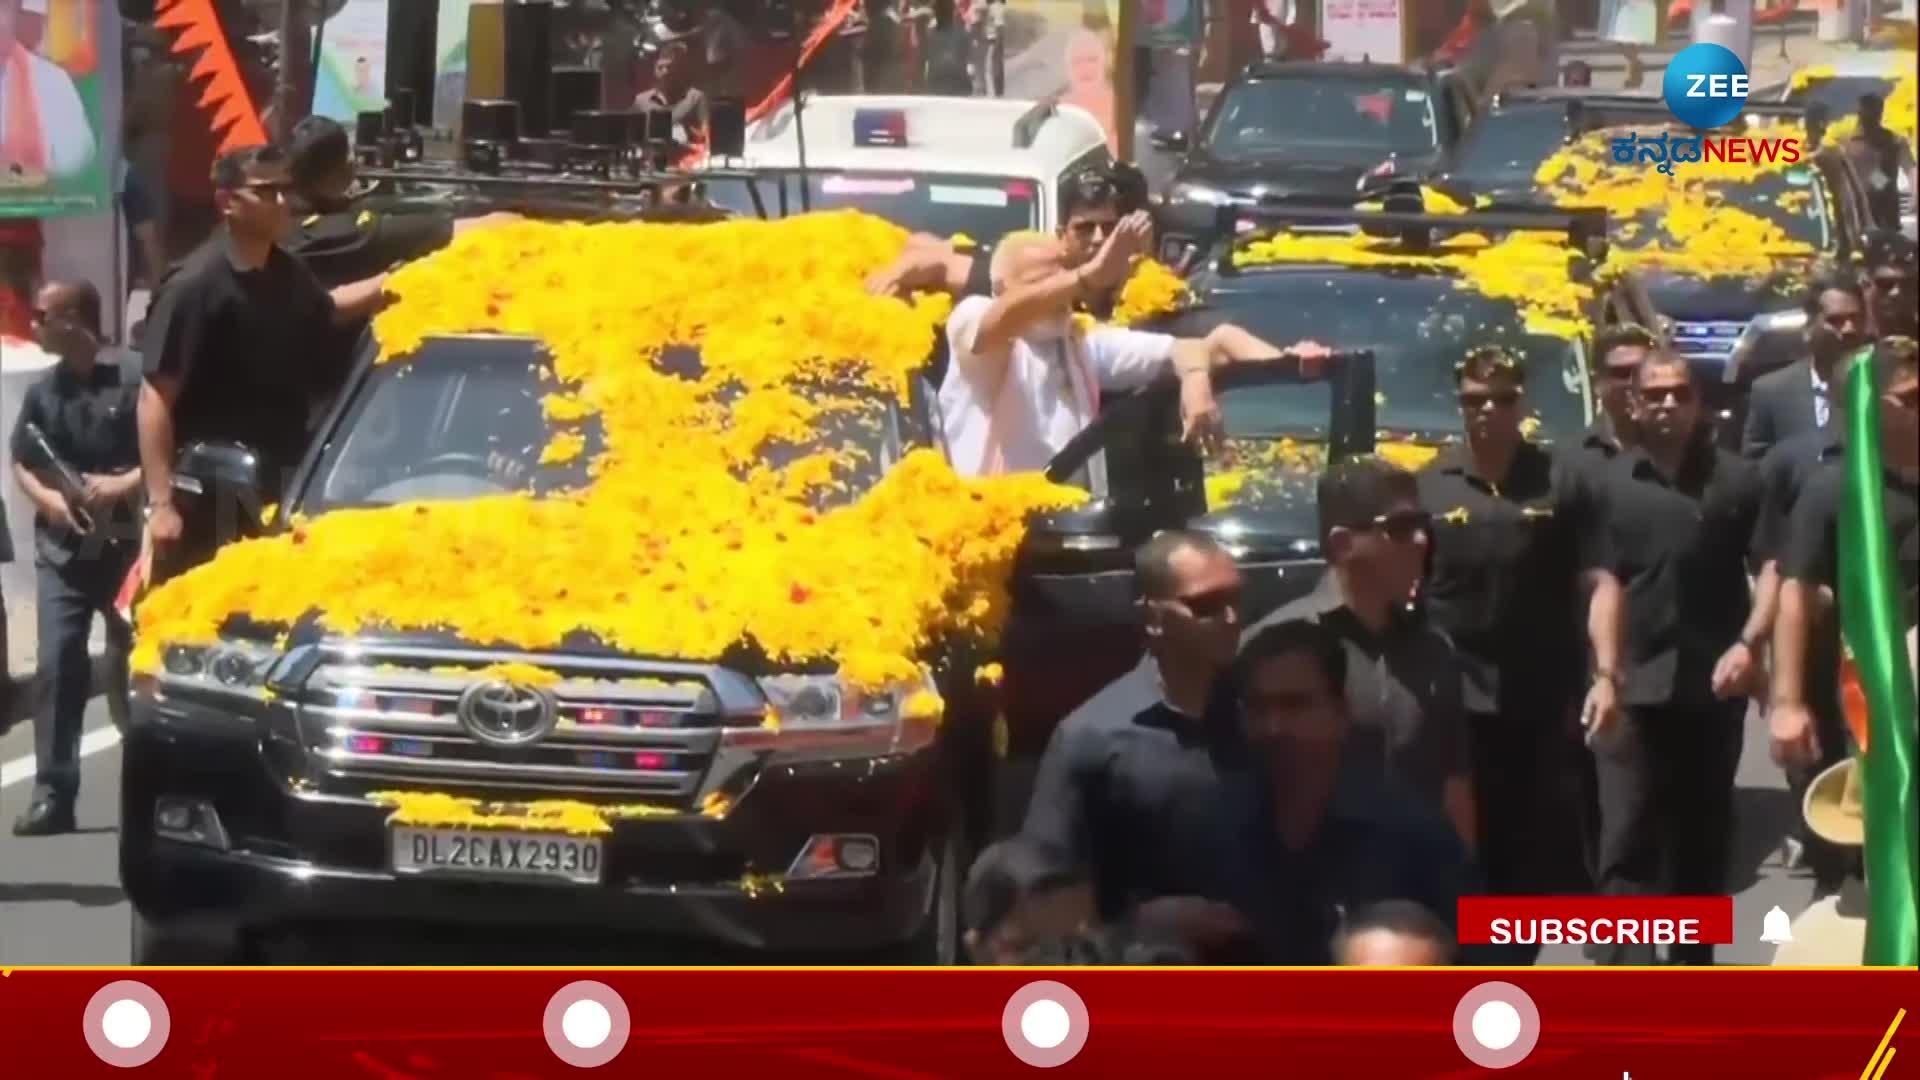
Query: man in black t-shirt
[[138, 144, 391, 583], [1584, 353, 1771, 965]]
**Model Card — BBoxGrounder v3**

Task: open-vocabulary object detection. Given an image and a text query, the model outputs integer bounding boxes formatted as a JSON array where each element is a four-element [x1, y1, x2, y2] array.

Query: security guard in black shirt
[[140, 144, 392, 585], [1585, 352, 1773, 966], [9, 281, 140, 836], [1416, 347, 1603, 956]]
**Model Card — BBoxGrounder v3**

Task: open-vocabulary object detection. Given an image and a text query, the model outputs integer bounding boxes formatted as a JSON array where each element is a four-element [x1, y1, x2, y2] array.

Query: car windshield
[[1203, 74, 1441, 164], [1172, 272, 1589, 442], [301, 336, 900, 514], [1446, 104, 1572, 191], [704, 171, 1041, 249]]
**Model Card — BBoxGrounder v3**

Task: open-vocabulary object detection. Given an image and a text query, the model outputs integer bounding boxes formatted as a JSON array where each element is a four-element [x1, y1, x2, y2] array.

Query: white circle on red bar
[[543, 981, 631, 1067], [83, 981, 171, 1068], [1452, 981, 1540, 1068], [1001, 981, 1089, 1067]]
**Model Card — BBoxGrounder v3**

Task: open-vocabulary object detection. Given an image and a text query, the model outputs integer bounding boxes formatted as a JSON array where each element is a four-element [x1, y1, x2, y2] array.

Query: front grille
[[295, 647, 763, 802], [1670, 319, 1747, 365]]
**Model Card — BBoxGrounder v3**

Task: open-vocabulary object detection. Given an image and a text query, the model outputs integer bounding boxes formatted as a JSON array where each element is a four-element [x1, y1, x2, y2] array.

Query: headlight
[[156, 640, 282, 695], [751, 671, 937, 757], [1170, 182, 1233, 207]]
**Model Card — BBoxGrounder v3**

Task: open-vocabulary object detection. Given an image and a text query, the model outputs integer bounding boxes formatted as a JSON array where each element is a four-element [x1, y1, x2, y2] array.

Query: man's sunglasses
[[1458, 389, 1521, 410], [1636, 384, 1695, 405], [1368, 510, 1432, 543], [236, 179, 291, 197], [1066, 218, 1118, 238], [1173, 587, 1241, 620], [1600, 362, 1643, 383]]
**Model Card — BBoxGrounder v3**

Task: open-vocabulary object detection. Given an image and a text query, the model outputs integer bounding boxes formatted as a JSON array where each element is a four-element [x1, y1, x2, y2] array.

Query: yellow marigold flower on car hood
[[128, 213, 1086, 689]]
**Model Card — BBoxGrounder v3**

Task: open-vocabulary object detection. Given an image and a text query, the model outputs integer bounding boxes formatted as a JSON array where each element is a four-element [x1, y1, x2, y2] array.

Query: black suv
[[1158, 62, 1480, 261], [119, 208, 1376, 965], [1433, 90, 1881, 444]]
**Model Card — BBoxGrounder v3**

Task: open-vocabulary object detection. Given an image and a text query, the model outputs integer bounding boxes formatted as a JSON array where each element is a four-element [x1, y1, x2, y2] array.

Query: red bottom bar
[[1, 969, 1911, 1078]]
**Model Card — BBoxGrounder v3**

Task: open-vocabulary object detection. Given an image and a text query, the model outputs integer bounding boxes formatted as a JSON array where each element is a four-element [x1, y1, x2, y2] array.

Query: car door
[[989, 352, 1377, 780]]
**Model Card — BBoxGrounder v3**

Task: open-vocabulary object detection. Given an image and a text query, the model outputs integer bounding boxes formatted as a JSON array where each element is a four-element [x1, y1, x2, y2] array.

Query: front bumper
[[118, 694, 950, 956]]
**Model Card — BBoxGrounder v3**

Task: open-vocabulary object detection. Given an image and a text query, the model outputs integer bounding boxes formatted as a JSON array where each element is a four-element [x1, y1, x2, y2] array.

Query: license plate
[[391, 827, 604, 885]]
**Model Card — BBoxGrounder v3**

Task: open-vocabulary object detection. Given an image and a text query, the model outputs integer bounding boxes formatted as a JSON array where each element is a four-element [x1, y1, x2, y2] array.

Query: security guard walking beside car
[[1415, 346, 1602, 963], [8, 280, 141, 836]]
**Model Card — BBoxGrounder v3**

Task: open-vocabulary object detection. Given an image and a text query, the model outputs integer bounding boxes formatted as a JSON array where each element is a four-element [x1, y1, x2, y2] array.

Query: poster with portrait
[[312, 0, 392, 124], [0, 0, 109, 218], [1004, 1, 1123, 155], [432, 0, 474, 130]]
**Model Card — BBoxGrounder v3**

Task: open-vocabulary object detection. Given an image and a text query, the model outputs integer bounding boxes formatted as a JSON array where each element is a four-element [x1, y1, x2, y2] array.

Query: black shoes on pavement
[[12, 798, 77, 837]]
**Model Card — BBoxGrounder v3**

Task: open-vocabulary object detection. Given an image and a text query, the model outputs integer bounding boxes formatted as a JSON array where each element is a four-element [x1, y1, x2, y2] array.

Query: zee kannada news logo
[[1613, 43, 1804, 175]]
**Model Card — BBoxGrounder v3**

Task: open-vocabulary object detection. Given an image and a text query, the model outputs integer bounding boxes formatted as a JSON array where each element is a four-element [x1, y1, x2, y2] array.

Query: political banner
[[0, 0, 110, 218], [311, 0, 392, 124], [434, 0, 473, 129], [1004, 1, 1123, 154], [1319, 0, 1409, 65]]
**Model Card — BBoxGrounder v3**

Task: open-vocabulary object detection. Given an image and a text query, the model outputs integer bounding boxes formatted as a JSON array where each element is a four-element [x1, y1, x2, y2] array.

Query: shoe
[[12, 798, 77, 837]]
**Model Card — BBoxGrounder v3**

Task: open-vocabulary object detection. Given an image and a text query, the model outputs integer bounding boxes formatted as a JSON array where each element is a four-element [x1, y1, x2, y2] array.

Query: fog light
[[153, 797, 229, 850], [786, 834, 879, 880]]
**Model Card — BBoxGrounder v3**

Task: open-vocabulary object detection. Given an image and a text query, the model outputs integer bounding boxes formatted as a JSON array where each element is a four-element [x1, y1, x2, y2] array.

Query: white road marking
[[0, 726, 121, 791]]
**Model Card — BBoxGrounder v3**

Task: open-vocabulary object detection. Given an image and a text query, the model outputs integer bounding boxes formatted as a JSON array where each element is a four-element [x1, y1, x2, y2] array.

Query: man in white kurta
[[939, 218, 1325, 483]]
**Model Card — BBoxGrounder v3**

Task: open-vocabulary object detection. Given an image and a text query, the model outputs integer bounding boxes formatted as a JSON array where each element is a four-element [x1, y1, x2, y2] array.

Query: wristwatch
[[1592, 669, 1621, 687]]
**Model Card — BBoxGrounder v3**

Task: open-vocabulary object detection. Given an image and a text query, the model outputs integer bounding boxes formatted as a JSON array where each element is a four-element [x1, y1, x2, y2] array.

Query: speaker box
[[552, 67, 602, 136], [709, 98, 746, 159], [384, 0, 439, 128], [467, 1, 555, 138]]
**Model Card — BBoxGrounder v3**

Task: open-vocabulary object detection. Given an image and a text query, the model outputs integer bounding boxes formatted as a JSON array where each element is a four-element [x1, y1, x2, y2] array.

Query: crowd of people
[[866, 162, 1920, 966]]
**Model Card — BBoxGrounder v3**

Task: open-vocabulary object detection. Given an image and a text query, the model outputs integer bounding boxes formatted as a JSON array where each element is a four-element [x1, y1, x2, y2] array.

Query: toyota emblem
[[457, 681, 558, 748]]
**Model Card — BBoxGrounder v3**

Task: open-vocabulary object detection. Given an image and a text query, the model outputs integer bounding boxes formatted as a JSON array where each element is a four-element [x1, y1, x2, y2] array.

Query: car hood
[[1636, 261, 1816, 321]]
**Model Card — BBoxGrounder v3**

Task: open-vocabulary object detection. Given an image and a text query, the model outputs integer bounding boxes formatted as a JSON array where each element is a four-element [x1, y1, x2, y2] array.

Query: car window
[[304, 337, 899, 513], [1203, 75, 1441, 164], [1446, 104, 1571, 190], [1166, 273, 1589, 449]]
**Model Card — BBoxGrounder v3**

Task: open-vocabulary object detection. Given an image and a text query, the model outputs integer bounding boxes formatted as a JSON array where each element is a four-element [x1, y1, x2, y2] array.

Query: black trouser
[[1591, 701, 1745, 965], [1469, 697, 1596, 965], [32, 553, 134, 805]]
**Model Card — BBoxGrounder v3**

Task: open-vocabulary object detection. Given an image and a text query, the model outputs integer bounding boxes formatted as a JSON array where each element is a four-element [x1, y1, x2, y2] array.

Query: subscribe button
[[1456, 896, 1736, 947]]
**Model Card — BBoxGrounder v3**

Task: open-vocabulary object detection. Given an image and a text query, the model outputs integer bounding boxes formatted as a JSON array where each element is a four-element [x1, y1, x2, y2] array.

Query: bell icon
[[1760, 905, 1794, 945]]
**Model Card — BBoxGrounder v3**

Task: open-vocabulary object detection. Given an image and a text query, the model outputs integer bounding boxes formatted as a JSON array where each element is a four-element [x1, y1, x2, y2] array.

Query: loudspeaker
[[709, 98, 746, 159], [466, 0, 555, 138], [552, 67, 602, 136], [384, 0, 438, 128]]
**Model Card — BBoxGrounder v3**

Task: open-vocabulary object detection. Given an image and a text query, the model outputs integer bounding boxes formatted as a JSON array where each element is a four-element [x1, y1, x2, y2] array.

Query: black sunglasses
[[1066, 218, 1117, 237], [1638, 384, 1696, 405], [1370, 510, 1432, 543], [1175, 587, 1241, 620], [1459, 389, 1522, 410]]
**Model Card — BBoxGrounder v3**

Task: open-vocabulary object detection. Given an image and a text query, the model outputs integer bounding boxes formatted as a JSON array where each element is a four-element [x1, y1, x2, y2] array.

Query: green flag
[[1838, 346, 1919, 967]]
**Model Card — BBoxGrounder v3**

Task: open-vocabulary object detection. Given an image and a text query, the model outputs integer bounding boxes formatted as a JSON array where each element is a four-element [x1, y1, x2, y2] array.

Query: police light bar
[[854, 109, 909, 148]]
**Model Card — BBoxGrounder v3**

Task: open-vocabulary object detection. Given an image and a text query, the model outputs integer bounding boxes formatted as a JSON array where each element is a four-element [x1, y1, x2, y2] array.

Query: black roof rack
[[358, 161, 773, 222], [1216, 200, 1611, 274]]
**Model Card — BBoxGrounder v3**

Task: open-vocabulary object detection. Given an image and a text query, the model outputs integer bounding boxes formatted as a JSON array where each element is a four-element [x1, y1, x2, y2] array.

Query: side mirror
[[173, 440, 266, 519], [1150, 129, 1189, 153]]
